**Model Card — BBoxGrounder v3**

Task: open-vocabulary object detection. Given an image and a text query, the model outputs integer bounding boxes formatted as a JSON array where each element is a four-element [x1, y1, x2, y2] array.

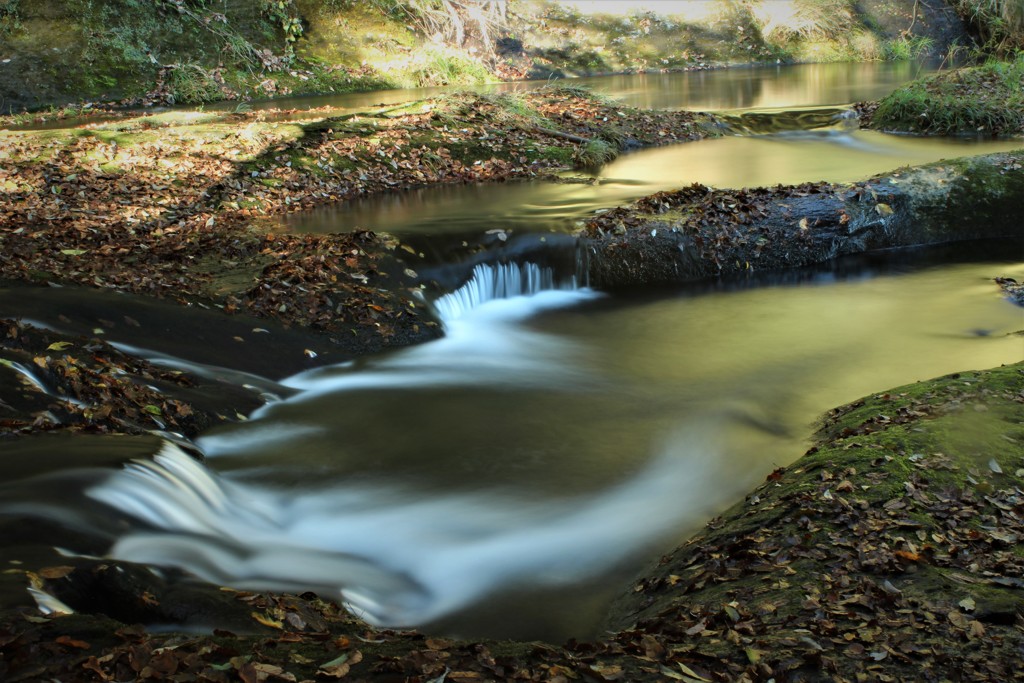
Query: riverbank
[[0, 87, 718, 358], [0, 0, 967, 116], [578, 149, 1024, 289], [865, 52, 1024, 136]]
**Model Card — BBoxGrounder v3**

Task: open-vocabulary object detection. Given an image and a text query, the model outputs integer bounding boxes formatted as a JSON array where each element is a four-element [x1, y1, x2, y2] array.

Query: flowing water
[[2, 63, 1023, 642]]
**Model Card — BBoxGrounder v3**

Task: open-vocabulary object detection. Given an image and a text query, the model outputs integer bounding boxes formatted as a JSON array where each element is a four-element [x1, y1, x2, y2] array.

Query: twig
[[532, 126, 591, 144], [905, 0, 921, 36]]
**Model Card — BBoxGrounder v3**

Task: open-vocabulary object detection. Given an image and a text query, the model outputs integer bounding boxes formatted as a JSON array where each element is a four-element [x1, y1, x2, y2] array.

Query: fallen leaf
[[38, 566, 75, 579], [251, 611, 284, 629], [677, 662, 712, 682], [685, 620, 707, 636], [56, 635, 90, 649]]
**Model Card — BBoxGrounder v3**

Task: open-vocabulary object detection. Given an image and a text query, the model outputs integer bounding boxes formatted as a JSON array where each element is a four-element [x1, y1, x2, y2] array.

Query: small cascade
[[431, 261, 580, 322], [716, 106, 859, 136], [86, 429, 723, 630], [3, 359, 89, 408]]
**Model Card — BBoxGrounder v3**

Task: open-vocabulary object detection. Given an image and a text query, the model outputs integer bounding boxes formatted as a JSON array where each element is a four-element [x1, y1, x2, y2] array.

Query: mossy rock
[[604, 361, 1024, 680]]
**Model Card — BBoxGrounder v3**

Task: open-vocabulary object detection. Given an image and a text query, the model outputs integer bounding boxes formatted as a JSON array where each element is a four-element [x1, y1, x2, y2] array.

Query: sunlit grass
[[873, 53, 1024, 135]]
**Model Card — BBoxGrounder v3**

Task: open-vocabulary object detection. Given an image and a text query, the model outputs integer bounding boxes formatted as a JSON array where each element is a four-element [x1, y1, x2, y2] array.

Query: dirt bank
[[578, 150, 1024, 289]]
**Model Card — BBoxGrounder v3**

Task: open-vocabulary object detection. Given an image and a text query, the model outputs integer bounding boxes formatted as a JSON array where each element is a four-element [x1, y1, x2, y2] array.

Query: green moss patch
[[608, 362, 1024, 681], [873, 55, 1024, 136]]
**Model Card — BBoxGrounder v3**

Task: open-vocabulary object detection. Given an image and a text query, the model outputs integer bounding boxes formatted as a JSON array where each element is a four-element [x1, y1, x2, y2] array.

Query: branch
[[532, 126, 591, 144]]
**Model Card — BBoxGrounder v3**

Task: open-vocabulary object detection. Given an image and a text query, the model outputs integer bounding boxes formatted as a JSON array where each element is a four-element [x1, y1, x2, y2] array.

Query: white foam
[[90, 427, 721, 628], [431, 262, 580, 323]]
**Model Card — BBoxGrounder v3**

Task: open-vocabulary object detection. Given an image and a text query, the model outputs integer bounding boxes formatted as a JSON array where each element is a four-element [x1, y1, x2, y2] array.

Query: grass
[[756, 0, 858, 42], [164, 63, 226, 106], [413, 47, 493, 86], [430, 90, 548, 130], [0, 0, 19, 38], [883, 35, 936, 61], [873, 53, 1024, 135], [574, 138, 617, 167]]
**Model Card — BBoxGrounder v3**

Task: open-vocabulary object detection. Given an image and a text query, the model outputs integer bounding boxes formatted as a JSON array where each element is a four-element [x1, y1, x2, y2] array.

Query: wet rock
[[580, 151, 1024, 289]]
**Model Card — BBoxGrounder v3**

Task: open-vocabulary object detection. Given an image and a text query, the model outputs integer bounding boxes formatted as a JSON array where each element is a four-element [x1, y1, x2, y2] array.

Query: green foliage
[[164, 63, 225, 104], [261, 0, 304, 60], [404, 46, 492, 86], [953, 0, 1024, 55], [0, 0, 19, 38], [873, 54, 1024, 135], [573, 138, 616, 167], [883, 35, 935, 61], [33, 0, 310, 102]]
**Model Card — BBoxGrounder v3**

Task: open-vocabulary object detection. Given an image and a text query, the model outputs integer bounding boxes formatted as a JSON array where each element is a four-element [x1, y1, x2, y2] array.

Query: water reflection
[[566, 61, 936, 111], [244, 60, 937, 115], [287, 130, 1024, 236]]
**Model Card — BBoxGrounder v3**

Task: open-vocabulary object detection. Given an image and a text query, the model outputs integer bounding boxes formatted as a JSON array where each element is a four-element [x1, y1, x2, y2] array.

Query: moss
[[574, 138, 617, 167], [613, 362, 1024, 628], [873, 55, 1024, 136], [523, 145, 574, 165]]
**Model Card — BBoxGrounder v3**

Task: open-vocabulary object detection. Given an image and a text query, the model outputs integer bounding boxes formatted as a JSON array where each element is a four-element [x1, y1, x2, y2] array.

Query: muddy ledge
[[578, 149, 1024, 289]]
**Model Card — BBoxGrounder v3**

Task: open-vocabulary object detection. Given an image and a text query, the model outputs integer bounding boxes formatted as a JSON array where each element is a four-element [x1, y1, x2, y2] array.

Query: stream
[[1, 63, 1022, 643]]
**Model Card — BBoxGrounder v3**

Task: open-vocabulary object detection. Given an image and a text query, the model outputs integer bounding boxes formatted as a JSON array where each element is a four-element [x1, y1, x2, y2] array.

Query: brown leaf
[[590, 664, 625, 681], [947, 610, 969, 629], [685, 620, 707, 636], [425, 637, 453, 650], [968, 620, 986, 638], [56, 635, 91, 649], [894, 550, 921, 563], [38, 565, 75, 579]]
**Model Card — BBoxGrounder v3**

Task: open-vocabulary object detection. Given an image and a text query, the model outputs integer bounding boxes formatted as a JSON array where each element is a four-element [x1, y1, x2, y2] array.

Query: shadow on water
[[0, 282, 344, 381]]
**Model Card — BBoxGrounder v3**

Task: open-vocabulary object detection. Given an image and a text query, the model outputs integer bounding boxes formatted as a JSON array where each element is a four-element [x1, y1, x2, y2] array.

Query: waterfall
[[85, 428, 723, 630], [431, 261, 580, 323]]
